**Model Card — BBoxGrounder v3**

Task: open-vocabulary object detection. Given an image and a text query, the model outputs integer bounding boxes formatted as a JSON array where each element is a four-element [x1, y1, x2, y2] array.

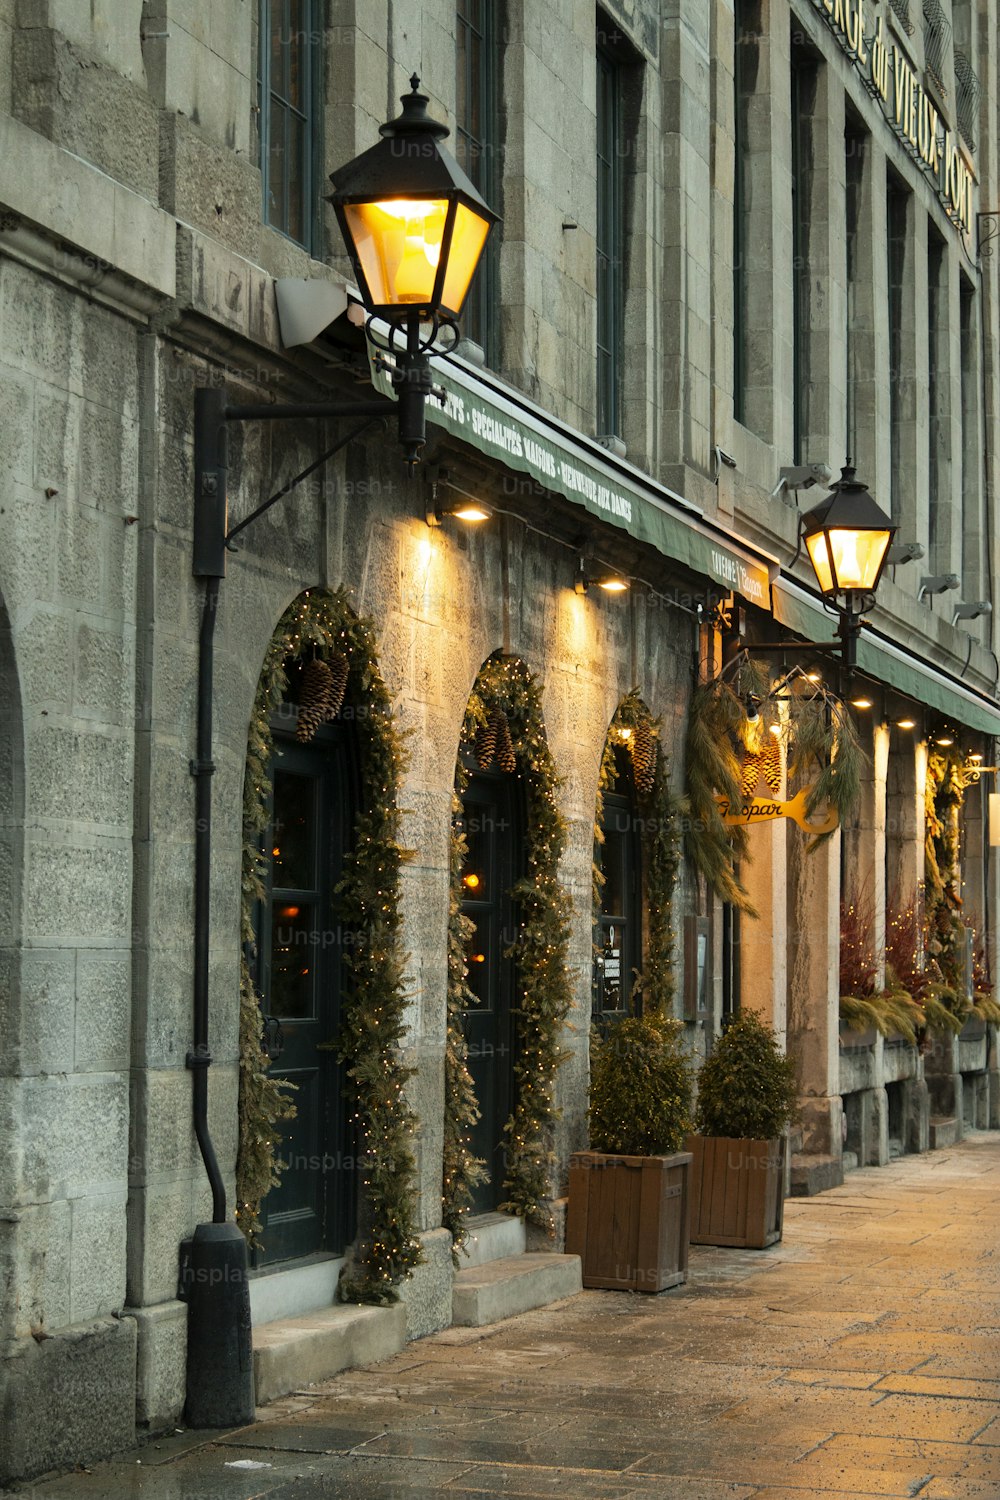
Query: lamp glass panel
[[438, 200, 491, 315], [804, 529, 834, 593], [826, 526, 891, 590], [343, 198, 450, 306]]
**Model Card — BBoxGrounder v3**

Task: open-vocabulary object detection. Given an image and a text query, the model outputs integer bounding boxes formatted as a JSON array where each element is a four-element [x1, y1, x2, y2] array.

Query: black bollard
[[182, 1221, 255, 1427]]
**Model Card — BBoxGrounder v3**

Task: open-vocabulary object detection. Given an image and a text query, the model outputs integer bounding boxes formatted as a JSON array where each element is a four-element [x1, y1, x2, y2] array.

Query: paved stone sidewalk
[[21, 1134, 1000, 1499]]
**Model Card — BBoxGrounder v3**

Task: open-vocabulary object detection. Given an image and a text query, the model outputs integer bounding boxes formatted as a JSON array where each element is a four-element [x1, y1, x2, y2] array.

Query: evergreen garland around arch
[[594, 692, 683, 1018], [443, 654, 573, 1242], [238, 587, 423, 1302]]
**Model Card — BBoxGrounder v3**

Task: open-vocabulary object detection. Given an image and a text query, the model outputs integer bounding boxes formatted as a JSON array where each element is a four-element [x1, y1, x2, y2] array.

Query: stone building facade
[[0, 0, 999, 1482]]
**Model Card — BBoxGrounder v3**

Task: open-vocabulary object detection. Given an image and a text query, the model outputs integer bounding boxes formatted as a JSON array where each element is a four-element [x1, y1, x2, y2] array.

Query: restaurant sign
[[807, 0, 975, 242], [716, 786, 839, 835]]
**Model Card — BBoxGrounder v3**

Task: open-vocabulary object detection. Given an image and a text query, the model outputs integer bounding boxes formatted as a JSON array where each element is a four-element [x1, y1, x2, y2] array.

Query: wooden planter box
[[565, 1150, 691, 1292], [687, 1135, 785, 1250]]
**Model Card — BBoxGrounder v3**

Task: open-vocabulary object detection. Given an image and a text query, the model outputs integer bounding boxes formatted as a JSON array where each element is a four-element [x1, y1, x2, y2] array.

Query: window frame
[[258, 0, 323, 254], [596, 43, 624, 439], [456, 0, 501, 363]]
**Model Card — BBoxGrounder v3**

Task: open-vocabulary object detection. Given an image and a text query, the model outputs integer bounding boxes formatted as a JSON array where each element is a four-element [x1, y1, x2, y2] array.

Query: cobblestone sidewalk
[[22, 1134, 1000, 1499]]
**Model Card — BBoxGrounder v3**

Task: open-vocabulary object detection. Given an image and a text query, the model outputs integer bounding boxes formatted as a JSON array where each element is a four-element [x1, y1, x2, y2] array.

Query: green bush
[[695, 1009, 797, 1141], [588, 1014, 692, 1156]]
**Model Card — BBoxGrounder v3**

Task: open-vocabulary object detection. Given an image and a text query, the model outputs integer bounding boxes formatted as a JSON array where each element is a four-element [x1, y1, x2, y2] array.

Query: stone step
[[249, 1254, 345, 1328], [458, 1212, 527, 1269], [452, 1253, 582, 1329], [841, 1150, 859, 1173], [929, 1115, 960, 1149], [253, 1302, 406, 1406]]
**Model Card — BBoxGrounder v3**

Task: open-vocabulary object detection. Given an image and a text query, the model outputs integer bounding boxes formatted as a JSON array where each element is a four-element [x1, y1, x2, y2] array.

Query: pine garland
[[445, 654, 573, 1234], [238, 588, 422, 1301], [684, 658, 866, 911], [594, 692, 683, 1018]]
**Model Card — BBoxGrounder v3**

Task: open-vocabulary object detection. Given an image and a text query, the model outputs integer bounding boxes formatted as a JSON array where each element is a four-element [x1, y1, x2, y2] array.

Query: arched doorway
[[238, 589, 421, 1300], [443, 653, 573, 1247], [457, 760, 523, 1212], [250, 700, 358, 1265], [594, 742, 643, 1020]]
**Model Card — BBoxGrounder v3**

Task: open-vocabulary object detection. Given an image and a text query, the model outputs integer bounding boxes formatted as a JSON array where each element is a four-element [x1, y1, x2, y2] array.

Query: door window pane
[[270, 900, 316, 1018], [271, 770, 315, 889]]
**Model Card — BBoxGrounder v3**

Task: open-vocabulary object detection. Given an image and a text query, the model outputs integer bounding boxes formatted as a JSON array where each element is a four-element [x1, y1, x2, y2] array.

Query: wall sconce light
[[918, 574, 960, 600], [952, 600, 992, 625], [895, 716, 917, 731], [574, 557, 629, 594], [425, 489, 491, 526], [850, 694, 874, 710], [933, 727, 957, 747], [886, 540, 924, 565]]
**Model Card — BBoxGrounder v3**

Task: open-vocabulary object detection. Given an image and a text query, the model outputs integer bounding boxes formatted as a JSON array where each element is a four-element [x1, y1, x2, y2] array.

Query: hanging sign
[[716, 786, 839, 835]]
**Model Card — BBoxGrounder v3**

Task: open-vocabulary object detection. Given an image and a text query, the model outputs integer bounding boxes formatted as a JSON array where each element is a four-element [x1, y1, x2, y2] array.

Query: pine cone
[[496, 710, 516, 774], [296, 658, 333, 743], [325, 651, 349, 721], [629, 721, 657, 796], [475, 711, 499, 770]]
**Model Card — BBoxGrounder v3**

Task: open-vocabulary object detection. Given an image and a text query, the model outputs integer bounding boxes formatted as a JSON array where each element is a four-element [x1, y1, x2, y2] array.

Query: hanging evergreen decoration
[[239, 587, 423, 1301], [684, 657, 865, 913], [594, 693, 684, 1017], [445, 654, 573, 1235], [442, 795, 488, 1260], [296, 656, 335, 742], [924, 749, 968, 994]]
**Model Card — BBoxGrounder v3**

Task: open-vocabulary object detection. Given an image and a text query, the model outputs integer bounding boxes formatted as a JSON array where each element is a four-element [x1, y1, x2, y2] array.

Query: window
[[456, 0, 500, 362], [596, 44, 623, 438], [733, 5, 752, 425], [258, 0, 321, 252], [594, 754, 642, 1020], [844, 121, 868, 460], [927, 228, 947, 556], [959, 277, 977, 588], [790, 51, 817, 464], [887, 182, 909, 525]]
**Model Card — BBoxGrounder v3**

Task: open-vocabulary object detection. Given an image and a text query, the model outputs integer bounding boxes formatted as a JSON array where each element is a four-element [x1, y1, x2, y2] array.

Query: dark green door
[[252, 727, 356, 1265], [459, 772, 519, 1213]]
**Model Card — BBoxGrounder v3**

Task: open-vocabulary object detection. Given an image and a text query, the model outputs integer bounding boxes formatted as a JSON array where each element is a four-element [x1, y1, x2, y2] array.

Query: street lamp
[[800, 466, 895, 670], [184, 77, 497, 1431], [328, 75, 499, 467]]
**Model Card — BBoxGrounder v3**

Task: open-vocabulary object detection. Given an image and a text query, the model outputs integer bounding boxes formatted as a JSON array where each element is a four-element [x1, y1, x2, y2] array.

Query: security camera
[[887, 540, 925, 566], [715, 446, 737, 469], [918, 574, 960, 599], [953, 600, 992, 624], [771, 462, 834, 500]]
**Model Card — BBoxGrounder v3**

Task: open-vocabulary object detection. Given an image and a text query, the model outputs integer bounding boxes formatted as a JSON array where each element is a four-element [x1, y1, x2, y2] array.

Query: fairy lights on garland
[[442, 793, 488, 1259], [594, 693, 683, 1017], [446, 654, 573, 1235], [238, 587, 422, 1302]]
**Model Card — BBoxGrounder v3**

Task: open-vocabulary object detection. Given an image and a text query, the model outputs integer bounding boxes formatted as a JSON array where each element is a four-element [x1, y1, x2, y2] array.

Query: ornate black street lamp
[[184, 78, 497, 1430], [800, 465, 896, 670]]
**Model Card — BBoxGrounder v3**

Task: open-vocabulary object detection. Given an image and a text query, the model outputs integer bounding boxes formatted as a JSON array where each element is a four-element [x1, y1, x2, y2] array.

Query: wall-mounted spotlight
[[574, 557, 629, 594], [850, 694, 874, 710], [952, 600, 992, 625], [895, 716, 917, 730], [425, 491, 491, 526], [932, 727, 957, 747], [918, 574, 960, 600], [886, 540, 925, 565], [274, 277, 350, 347], [770, 461, 834, 502]]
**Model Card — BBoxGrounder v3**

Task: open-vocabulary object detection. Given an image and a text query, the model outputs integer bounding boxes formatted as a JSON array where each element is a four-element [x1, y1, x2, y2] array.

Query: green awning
[[772, 579, 1000, 735], [370, 344, 777, 607]]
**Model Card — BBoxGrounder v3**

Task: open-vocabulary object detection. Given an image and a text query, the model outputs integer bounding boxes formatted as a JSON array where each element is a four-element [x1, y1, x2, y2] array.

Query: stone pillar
[[787, 824, 843, 1195], [740, 820, 788, 1039]]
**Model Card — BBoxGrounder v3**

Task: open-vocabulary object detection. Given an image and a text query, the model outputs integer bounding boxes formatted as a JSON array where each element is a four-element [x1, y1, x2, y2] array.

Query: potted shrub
[[566, 1013, 693, 1292], [689, 1009, 797, 1250]]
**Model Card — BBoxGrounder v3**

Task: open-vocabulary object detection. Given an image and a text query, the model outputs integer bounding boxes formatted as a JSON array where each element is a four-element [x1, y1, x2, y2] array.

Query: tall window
[[456, 0, 500, 363], [887, 181, 909, 524], [959, 278, 976, 583], [844, 120, 867, 460], [595, 754, 642, 1021], [596, 45, 623, 438], [733, 5, 752, 425], [790, 52, 817, 464], [927, 227, 947, 556], [258, 0, 321, 252]]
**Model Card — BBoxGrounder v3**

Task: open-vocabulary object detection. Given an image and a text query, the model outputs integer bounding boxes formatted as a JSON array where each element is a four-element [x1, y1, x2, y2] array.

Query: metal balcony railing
[[954, 48, 981, 152], [890, 0, 915, 36], [923, 0, 951, 96]]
